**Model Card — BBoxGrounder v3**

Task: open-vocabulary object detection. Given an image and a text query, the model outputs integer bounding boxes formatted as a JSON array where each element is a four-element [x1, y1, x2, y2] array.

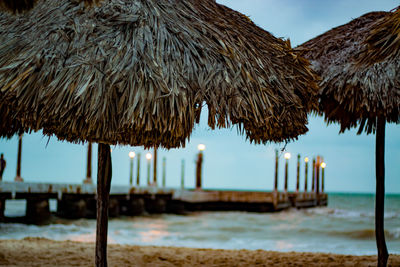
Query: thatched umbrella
[[298, 10, 400, 267], [0, 0, 100, 13], [0, 0, 318, 266]]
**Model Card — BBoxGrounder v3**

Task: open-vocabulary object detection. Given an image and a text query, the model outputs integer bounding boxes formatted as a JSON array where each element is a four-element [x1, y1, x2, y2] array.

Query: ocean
[[0, 193, 399, 255]]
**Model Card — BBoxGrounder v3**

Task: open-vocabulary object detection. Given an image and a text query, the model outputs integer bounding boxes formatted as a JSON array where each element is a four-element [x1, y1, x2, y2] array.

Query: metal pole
[[181, 159, 185, 189], [162, 157, 166, 187], [153, 148, 157, 186], [296, 154, 300, 192], [136, 153, 141, 186], [274, 149, 279, 191], [284, 158, 288, 192]]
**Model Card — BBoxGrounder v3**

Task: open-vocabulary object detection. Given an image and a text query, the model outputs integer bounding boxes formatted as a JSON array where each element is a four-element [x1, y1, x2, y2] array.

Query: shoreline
[[0, 238, 399, 266]]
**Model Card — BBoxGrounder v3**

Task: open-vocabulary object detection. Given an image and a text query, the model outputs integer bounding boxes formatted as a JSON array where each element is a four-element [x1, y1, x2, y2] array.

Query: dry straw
[[0, 0, 318, 148], [357, 7, 400, 66], [297, 11, 400, 134], [0, 0, 102, 13]]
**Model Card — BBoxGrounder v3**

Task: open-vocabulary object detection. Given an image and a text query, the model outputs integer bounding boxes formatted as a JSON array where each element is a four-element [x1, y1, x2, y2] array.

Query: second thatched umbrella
[[298, 10, 400, 267], [0, 0, 318, 266]]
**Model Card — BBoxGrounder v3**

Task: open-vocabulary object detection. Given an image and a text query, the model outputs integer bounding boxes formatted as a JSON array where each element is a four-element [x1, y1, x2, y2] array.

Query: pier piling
[[304, 157, 309, 192], [84, 143, 93, 184], [26, 197, 50, 224], [136, 153, 141, 186], [153, 148, 158, 186], [296, 154, 300, 192], [311, 158, 316, 192], [316, 156, 321, 197], [162, 157, 166, 187], [274, 149, 279, 191], [15, 134, 23, 182], [181, 159, 185, 189], [284, 153, 290, 192]]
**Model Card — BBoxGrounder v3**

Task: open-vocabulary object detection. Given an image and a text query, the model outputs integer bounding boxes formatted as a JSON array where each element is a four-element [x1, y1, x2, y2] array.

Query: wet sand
[[0, 237, 399, 266]]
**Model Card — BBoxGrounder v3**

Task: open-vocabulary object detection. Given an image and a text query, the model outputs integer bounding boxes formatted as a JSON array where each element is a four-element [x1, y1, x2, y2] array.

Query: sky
[[0, 0, 399, 194]]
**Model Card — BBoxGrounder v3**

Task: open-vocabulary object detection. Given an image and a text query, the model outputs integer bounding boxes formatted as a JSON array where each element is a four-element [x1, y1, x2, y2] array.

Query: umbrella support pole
[[376, 116, 388, 267], [96, 143, 112, 267]]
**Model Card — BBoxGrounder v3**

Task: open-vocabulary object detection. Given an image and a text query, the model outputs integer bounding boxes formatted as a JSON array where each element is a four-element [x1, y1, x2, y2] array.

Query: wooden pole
[[96, 143, 112, 267], [321, 159, 325, 193], [284, 158, 288, 192], [196, 152, 203, 190], [129, 157, 133, 186], [316, 156, 320, 197], [296, 154, 300, 192], [162, 157, 166, 187], [86, 142, 92, 183], [15, 134, 23, 181], [147, 157, 151, 186], [274, 149, 279, 191], [153, 148, 157, 186], [181, 159, 185, 189], [304, 158, 309, 192], [311, 158, 316, 192], [376, 116, 388, 267], [136, 153, 141, 186]]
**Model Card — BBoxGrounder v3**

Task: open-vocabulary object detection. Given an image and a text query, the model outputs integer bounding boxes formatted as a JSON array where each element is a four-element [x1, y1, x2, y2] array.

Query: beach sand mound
[[0, 237, 399, 266]]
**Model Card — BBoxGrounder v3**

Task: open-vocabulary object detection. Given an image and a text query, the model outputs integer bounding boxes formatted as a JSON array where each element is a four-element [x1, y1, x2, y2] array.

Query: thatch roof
[[0, 0, 318, 148], [0, 0, 37, 13], [0, 0, 100, 13], [297, 11, 400, 134], [357, 7, 400, 66]]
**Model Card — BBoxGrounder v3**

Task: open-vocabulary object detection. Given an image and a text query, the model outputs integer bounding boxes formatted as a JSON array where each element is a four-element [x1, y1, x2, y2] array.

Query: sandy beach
[[0, 237, 398, 267]]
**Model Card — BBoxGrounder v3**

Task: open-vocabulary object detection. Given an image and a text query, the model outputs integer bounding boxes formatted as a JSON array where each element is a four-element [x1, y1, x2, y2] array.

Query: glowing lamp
[[146, 152, 152, 160]]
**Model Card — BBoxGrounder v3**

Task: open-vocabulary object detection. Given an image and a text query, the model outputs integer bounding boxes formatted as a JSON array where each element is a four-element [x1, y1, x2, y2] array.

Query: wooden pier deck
[[0, 182, 327, 224]]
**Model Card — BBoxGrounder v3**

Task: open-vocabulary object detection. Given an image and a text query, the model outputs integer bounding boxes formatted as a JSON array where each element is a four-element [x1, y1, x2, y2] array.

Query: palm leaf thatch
[[297, 11, 400, 134], [0, 0, 318, 149], [357, 7, 400, 65], [0, 0, 100, 13], [0, 0, 37, 13]]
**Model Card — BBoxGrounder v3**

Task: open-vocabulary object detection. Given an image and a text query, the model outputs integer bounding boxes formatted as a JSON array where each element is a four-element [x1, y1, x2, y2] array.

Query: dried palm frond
[[0, 0, 37, 13], [0, 0, 318, 148], [0, 0, 101, 13], [297, 11, 400, 134], [357, 7, 400, 65]]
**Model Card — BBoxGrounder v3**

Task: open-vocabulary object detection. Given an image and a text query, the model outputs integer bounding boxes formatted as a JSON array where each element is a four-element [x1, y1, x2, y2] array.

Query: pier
[[0, 182, 327, 224], [0, 142, 329, 224]]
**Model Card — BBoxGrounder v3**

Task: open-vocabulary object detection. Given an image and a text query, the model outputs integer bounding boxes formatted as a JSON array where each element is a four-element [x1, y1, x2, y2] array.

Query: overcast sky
[[0, 0, 399, 193]]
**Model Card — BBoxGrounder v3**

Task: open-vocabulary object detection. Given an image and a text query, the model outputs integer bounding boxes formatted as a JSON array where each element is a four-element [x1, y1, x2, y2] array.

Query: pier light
[[304, 157, 309, 163], [146, 152, 152, 160], [197, 144, 206, 151], [321, 162, 326, 168], [129, 151, 136, 159], [284, 152, 291, 160]]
